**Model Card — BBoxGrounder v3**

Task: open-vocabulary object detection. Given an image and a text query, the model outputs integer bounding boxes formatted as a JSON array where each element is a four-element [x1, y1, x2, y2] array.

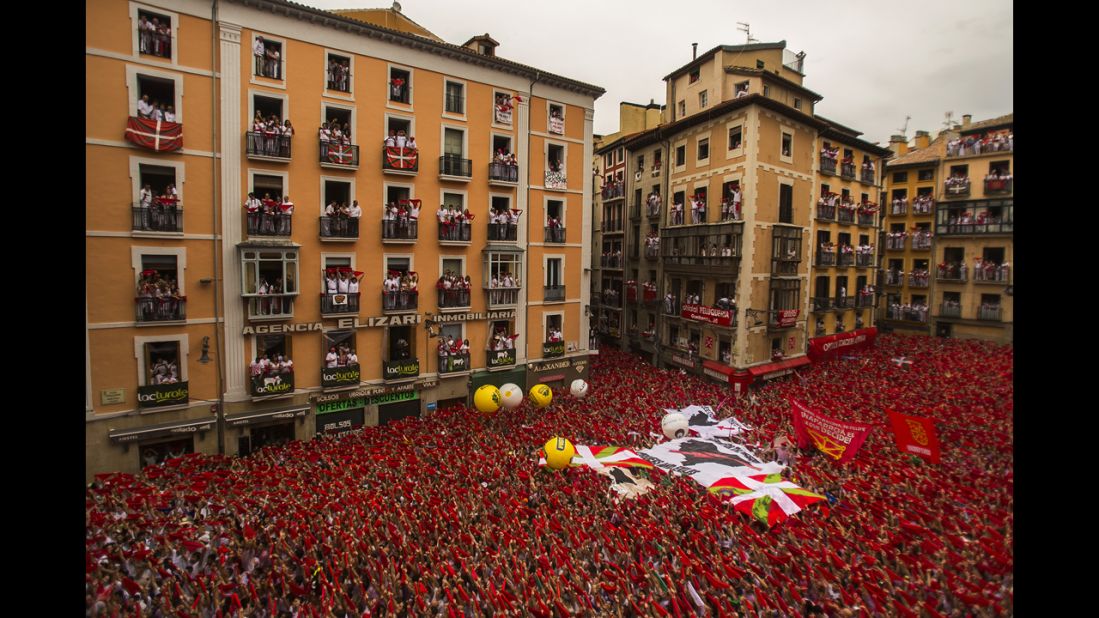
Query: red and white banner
[[774, 309, 799, 328], [385, 146, 418, 169], [125, 117, 183, 152], [789, 398, 874, 464], [807, 327, 878, 362], [681, 303, 734, 327], [887, 410, 941, 464], [328, 143, 354, 165]]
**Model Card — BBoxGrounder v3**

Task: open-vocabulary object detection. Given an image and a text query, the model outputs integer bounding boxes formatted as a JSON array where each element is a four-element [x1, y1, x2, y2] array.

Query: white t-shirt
[[325, 352, 338, 368]]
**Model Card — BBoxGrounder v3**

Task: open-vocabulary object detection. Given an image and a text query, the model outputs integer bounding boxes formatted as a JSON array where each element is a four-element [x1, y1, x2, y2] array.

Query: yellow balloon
[[543, 437, 575, 470], [473, 384, 502, 414], [529, 384, 553, 409]]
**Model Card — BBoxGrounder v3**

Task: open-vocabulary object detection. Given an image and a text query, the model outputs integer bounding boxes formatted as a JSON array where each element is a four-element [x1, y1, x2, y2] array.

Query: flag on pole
[[887, 410, 941, 464]]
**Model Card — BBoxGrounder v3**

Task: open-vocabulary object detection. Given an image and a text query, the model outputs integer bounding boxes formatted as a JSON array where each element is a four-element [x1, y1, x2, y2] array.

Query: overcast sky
[[304, 0, 1012, 145]]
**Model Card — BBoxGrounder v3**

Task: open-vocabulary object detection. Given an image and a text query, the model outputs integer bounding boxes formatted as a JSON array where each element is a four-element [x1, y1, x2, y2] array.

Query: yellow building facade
[[86, 0, 602, 478]]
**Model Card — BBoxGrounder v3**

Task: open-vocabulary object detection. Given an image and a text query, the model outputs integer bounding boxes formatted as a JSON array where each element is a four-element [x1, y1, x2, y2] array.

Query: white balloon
[[661, 412, 690, 440], [499, 383, 524, 409], [569, 379, 589, 399]]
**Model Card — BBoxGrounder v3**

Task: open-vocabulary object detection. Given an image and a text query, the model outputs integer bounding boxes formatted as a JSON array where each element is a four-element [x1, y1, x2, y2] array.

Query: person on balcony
[[163, 106, 175, 123], [265, 43, 280, 79], [395, 130, 408, 149], [384, 130, 397, 148], [136, 94, 155, 119], [244, 192, 261, 234], [253, 36, 266, 75]]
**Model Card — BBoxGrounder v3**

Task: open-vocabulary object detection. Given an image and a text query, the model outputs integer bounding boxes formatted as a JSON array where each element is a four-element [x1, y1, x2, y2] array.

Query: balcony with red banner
[[768, 308, 800, 331], [125, 117, 182, 153], [382, 146, 419, 175], [320, 140, 359, 169]]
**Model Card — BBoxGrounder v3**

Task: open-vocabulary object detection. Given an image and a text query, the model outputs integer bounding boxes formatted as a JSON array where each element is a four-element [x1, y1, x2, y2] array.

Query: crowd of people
[[942, 209, 1009, 232], [252, 113, 294, 158], [324, 343, 359, 369], [488, 208, 521, 240], [319, 120, 355, 162], [323, 269, 363, 297], [147, 356, 181, 385], [945, 173, 970, 193], [435, 271, 473, 308], [644, 233, 661, 258], [383, 130, 417, 151], [327, 58, 351, 92], [437, 205, 473, 241], [382, 200, 420, 239], [253, 36, 281, 79], [886, 301, 930, 322], [86, 334, 1013, 617], [136, 95, 176, 123], [601, 250, 623, 268], [437, 336, 472, 373], [137, 183, 180, 231], [249, 352, 294, 387], [382, 271, 419, 310], [321, 200, 362, 237], [136, 269, 184, 321], [908, 269, 931, 287], [489, 327, 519, 357], [645, 191, 662, 217], [720, 187, 743, 222], [138, 14, 172, 57], [244, 193, 293, 236], [488, 272, 521, 305], [946, 130, 1013, 157], [984, 168, 1013, 186], [973, 258, 1011, 283]]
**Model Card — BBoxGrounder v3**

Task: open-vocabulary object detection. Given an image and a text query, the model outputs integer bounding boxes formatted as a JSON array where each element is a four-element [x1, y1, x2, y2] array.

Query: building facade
[[86, 0, 602, 478]]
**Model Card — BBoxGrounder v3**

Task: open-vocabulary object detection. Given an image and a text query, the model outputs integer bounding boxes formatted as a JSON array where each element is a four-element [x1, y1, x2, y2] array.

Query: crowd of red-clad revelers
[[86, 334, 1012, 617]]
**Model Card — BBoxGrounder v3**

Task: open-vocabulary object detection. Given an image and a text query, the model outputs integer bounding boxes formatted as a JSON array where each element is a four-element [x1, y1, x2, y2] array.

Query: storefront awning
[[108, 418, 215, 444], [225, 405, 310, 428], [747, 356, 811, 378], [702, 360, 735, 376]]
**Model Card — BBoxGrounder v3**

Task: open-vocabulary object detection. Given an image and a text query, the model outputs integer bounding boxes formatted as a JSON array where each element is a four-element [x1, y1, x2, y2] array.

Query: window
[[547, 143, 565, 175], [134, 164, 181, 232], [917, 169, 934, 181], [136, 74, 176, 119], [241, 248, 298, 319], [756, 59, 765, 69], [989, 160, 1010, 176], [326, 52, 352, 93], [546, 258, 563, 288], [772, 225, 802, 274], [636, 155, 645, 172], [604, 153, 613, 168], [252, 36, 282, 80], [137, 10, 173, 59], [322, 330, 358, 381], [323, 180, 351, 210], [763, 85, 770, 97], [688, 67, 700, 83], [675, 145, 686, 167], [697, 138, 709, 162], [699, 91, 708, 108], [321, 256, 358, 313], [734, 81, 749, 97], [781, 132, 792, 159], [893, 172, 908, 183], [677, 101, 686, 117], [549, 104, 565, 134], [793, 98, 801, 110], [728, 125, 743, 151], [778, 184, 793, 223], [813, 276, 830, 299], [389, 67, 411, 104], [617, 148, 624, 163], [445, 80, 465, 114], [252, 334, 293, 392], [770, 279, 801, 312], [385, 325, 416, 364], [653, 150, 662, 168], [136, 254, 184, 322]]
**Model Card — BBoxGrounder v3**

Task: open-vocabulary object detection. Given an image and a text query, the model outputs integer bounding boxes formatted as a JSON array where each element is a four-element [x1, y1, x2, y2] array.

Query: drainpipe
[[654, 136, 671, 367], [211, 0, 226, 454], [525, 72, 540, 372]]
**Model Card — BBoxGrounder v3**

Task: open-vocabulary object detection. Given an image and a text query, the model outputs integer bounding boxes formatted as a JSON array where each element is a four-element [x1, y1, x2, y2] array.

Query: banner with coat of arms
[[789, 398, 874, 464], [887, 409, 941, 464]]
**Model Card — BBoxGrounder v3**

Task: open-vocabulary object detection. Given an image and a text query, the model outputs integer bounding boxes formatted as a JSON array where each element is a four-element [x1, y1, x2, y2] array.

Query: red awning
[[747, 356, 811, 377], [702, 360, 735, 376]]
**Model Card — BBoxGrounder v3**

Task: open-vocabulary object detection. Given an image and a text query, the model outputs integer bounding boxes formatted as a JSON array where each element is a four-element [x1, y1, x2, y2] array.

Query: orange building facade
[[86, 0, 602, 478]]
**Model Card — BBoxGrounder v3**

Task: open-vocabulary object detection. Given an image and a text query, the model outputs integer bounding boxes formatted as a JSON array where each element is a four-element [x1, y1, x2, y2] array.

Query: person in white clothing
[[325, 347, 339, 368], [163, 106, 175, 122], [253, 37, 266, 75], [336, 271, 350, 294], [348, 273, 360, 295], [137, 95, 154, 119]]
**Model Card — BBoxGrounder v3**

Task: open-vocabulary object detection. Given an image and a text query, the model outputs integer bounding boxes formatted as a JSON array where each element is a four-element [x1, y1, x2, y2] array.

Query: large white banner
[[664, 405, 752, 439], [637, 437, 784, 487]]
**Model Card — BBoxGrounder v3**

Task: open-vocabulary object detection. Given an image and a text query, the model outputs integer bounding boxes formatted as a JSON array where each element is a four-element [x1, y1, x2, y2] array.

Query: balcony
[[485, 286, 521, 308], [382, 219, 418, 243], [645, 245, 660, 260], [885, 236, 906, 251], [137, 382, 189, 409], [642, 287, 659, 305], [816, 251, 836, 267], [437, 288, 471, 310], [544, 226, 566, 244], [856, 253, 874, 267], [855, 293, 875, 308], [820, 157, 837, 175], [841, 163, 856, 179], [768, 309, 800, 330], [626, 285, 638, 304], [133, 203, 183, 233], [884, 271, 903, 286], [912, 198, 934, 215], [247, 213, 292, 237], [246, 133, 292, 161], [438, 352, 471, 375], [488, 163, 519, 185], [319, 217, 359, 240], [837, 252, 854, 267], [974, 264, 1011, 284], [382, 147, 419, 175], [816, 203, 836, 221], [939, 303, 962, 318], [321, 363, 360, 389], [890, 200, 908, 216], [601, 184, 625, 200], [861, 170, 876, 184], [600, 256, 623, 269], [886, 306, 928, 323], [439, 155, 473, 181], [326, 68, 352, 93], [772, 256, 800, 276], [439, 221, 472, 244], [487, 348, 517, 369], [245, 295, 295, 320], [543, 341, 565, 358], [811, 297, 833, 312], [250, 370, 295, 398], [319, 141, 359, 169], [382, 290, 418, 313], [944, 178, 971, 198], [912, 235, 932, 250], [662, 297, 680, 316], [135, 296, 186, 323], [320, 292, 360, 315], [646, 198, 662, 218], [978, 305, 1003, 321], [544, 285, 565, 302], [984, 177, 1013, 195], [907, 272, 930, 288], [488, 222, 518, 242], [383, 358, 420, 381], [837, 208, 856, 225], [138, 26, 172, 58], [833, 296, 855, 310], [857, 213, 876, 227], [602, 290, 622, 308], [937, 218, 1014, 236], [936, 264, 968, 282], [545, 170, 568, 191]]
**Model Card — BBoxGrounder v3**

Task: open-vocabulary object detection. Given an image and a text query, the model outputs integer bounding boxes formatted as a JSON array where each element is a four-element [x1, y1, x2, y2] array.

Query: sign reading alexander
[[681, 303, 734, 327], [137, 382, 189, 409], [316, 390, 419, 415], [542, 342, 565, 358], [775, 309, 800, 328], [321, 364, 360, 389], [383, 359, 420, 380]]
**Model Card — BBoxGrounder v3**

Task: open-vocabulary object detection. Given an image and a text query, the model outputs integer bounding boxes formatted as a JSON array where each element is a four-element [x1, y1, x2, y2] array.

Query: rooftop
[[663, 41, 788, 82]]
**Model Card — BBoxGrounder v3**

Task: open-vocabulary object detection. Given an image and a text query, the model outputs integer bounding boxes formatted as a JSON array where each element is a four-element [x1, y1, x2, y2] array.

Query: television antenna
[[736, 23, 758, 45], [942, 111, 955, 131], [897, 115, 911, 137]]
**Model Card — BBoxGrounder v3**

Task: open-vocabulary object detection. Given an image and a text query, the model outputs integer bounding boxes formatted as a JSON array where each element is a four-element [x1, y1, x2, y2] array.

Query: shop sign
[[137, 382, 190, 409], [430, 310, 516, 323], [100, 389, 126, 405], [670, 353, 696, 368], [383, 359, 420, 380], [775, 309, 800, 328], [542, 341, 565, 358], [316, 390, 419, 415], [488, 349, 517, 368], [704, 368, 730, 383], [321, 364, 360, 388], [250, 372, 294, 396], [681, 303, 734, 327]]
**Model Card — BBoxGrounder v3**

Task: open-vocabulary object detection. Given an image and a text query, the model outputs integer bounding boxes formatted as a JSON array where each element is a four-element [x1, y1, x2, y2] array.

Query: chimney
[[962, 114, 972, 127], [914, 130, 930, 150], [692, 43, 698, 60], [889, 134, 909, 156]]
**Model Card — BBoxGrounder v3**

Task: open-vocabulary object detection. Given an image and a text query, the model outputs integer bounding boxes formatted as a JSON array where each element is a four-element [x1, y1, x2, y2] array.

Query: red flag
[[887, 409, 941, 464], [125, 117, 183, 152], [789, 397, 874, 463]]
